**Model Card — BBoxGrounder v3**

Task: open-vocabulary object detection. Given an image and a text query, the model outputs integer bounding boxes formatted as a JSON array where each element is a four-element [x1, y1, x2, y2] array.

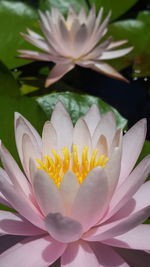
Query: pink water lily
[[0, 102, 150, 266], [18, 7, 133, 87]]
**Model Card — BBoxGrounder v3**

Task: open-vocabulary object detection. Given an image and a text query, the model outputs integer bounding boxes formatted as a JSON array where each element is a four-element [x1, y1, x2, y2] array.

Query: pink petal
[[83, 104, 101, 135], [22, 133, 41, 176], [0, 142, 30, 196], [92, 112, 117, 149], [45, 63, 74, 87], [33, 170, 64, 216], [72, 167, 108, 231], [42, 121, 57, 156], [0, 170, 45, 230], [91, 242, 129, 266], [105, 147, 122, 199], [61, 241, 100, 267], [18, 49, 60, 62], [0, 235, 66, 267], [14, 113, 42, 171], [119, 119, 147, 185], [20, 32, 50, 53], [110, 129, 122, 155], [45, 212, 83, 243], [107, 40, 128, 50], [60, 171, 79, 215], [91, 62, 128, 82], [73, 24, 88, 57], [132, 180, 150, 212], [15, 112, 41, 147], [96, 135, 108, 156], [84, 206, 150, 242], [27, 28, 45, 40], [100, 47, 133, 60], [51, 101, 73, 150], [103, 224, 150, 250], [73, 118, 92, 158], [0, 211, 44, 236], [83, 37, 112, 60], [108, 155, 150, 218]]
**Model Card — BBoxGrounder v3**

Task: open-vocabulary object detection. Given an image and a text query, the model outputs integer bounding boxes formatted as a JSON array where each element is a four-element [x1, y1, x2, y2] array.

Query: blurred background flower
[[18, 6, 132, 87]]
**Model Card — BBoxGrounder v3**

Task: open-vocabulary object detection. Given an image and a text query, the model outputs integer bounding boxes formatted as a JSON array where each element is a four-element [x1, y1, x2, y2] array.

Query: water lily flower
[[18, 7, 133, 87], [0, 102, 150, 266]]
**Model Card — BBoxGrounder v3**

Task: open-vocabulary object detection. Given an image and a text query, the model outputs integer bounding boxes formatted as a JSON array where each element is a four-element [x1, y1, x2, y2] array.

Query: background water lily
[[0, 102, 150, 266], [18, 7, 133, 87]]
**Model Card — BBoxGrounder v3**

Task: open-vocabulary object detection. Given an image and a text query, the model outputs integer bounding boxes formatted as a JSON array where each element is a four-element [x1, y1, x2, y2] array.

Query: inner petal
[[36, 145, 108, 188]]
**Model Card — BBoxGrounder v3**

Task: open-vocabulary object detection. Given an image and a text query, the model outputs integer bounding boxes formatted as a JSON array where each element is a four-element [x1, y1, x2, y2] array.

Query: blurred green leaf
[[137, 10, 150, 25], [37, 91, 127, 128], [0, 95, 47, 163], [0, 61, 20, 96], [107, 11, 150, 76], [0, 204, 16, 212], [39, 0, 88, 14], [89, 0, 138, 21], [0, 0, 39, 68]]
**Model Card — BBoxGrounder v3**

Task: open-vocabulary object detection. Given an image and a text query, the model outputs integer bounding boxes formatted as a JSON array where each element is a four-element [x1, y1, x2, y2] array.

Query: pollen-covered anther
[[37, 145, 108, 188]]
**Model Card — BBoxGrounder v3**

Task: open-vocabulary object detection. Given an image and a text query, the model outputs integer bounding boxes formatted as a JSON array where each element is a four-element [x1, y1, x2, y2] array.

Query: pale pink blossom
[[18, 7, 133, 87], [0, 102, 150, 266]]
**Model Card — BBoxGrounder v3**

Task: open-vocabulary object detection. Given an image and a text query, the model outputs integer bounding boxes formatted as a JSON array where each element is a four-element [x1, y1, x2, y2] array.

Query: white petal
[[33, 170, 64, 216], [22, 134, 41, 177], [61, 241, 100, 267], [92, 112, 117, 149], [96, 135, 108, 157], [45, 63, 74, 87], [45, 212, 83, 243], [88, 62, 128, 82], [73, 118, 92, 159], [107, 40, 128, 50], [103, 224, 150, 250], [0, 169, 45, 229], [72, 167, 108, 231], [20, 32, 50, 53], [42, 121, 57, 157], [84, 206, 150, 242], [119, 119, 147, 185], [0, 235, 66, 267], [14, 113, 42, 171], [100, 47, 133, 60], [0, 142, 30, 196], [105, 147, 122, 199], [83, 104, 101, 135], [0, 211, 44, 236], [108, 155, 150, 219], [60, 171, 79, 215], [73, 24, 88, 57], [51, 101, 73, 150]]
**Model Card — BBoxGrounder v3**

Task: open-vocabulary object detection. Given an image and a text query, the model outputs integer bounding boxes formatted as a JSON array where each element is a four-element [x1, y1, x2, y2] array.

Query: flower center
[[37, 145, 108, 188]]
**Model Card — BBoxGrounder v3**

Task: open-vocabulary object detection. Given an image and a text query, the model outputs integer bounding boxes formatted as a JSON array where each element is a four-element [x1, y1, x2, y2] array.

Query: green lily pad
[[107, 11, 150, 76], [0, 0, 39, 68], [36, 91, 127, 128], [89, 0, 138, 21], [39, 0, 88, 14], [0, 61, 20, 96]]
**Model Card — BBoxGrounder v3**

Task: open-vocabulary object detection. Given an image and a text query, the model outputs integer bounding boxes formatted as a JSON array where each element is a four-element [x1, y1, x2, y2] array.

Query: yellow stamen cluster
[[37, 145, 108, 188]]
